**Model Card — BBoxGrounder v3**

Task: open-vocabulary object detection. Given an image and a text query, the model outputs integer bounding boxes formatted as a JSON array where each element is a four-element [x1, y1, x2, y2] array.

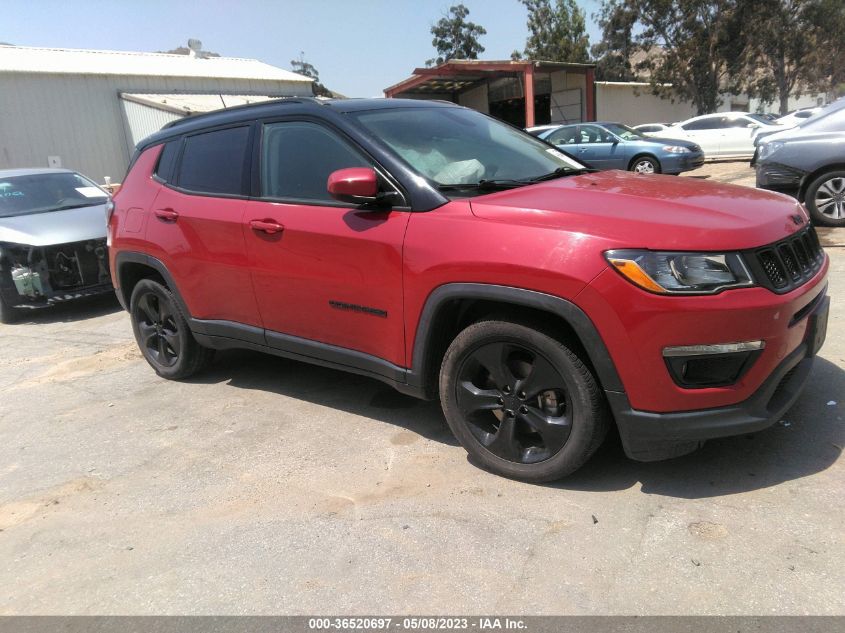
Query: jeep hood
[[469, 170, 809, 251], [0, 203, 108, 247]]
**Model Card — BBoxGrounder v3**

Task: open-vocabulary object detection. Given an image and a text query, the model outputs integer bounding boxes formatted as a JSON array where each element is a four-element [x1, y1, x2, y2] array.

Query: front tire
[[629, 155, 661, 175], [439, 320, 610, 482], [805, 170, 845, 227], [129, 279, 212, 379], [0, 293, 23, 324]]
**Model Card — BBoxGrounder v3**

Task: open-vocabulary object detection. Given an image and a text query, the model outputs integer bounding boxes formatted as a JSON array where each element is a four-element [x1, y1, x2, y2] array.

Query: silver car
[[0, 168, 112, 322], [755, 99, 845, 227]]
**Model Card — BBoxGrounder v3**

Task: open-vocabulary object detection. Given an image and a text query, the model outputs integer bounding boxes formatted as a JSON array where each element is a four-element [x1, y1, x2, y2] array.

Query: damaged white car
[[0, 168, 112, 323]]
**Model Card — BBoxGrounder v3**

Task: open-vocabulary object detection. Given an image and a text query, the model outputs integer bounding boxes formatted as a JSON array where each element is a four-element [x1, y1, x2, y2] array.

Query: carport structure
[[384, 59, 596, 128]]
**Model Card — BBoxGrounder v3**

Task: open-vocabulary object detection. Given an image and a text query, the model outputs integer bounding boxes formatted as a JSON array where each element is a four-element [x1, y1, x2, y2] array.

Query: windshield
[[601, 123, 644, 141], [349, 107, 586, 188], [0, 172, 107, 218]]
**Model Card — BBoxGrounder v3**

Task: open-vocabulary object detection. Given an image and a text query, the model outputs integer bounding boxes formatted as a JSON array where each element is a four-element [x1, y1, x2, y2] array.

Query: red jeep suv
[[109, 98, 829, 481]]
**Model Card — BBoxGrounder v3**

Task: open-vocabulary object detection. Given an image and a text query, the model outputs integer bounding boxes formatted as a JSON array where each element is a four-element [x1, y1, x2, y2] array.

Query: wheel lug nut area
[[519, 405, 528, 414], [504, 409, 514, 417], [517, 391, 526, 399]]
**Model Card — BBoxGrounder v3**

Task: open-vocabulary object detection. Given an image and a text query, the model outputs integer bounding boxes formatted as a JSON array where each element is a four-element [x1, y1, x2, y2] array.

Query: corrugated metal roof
[[121, 93, 279, 115], [0, 45, 313, 83]]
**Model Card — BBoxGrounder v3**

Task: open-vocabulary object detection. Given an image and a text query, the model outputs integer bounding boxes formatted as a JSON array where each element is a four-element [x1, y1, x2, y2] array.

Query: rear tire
[[629, 155, 661, 175], [805, 170, 845, 227], [129, 279, 213, 379], [439, 319, 610, 482]]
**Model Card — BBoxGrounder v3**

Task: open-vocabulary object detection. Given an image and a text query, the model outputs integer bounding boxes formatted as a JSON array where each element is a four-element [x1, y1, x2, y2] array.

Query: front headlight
[[605, 250, 755, 294], [662, 145, 691, 154], [757, 141, 783, 161]]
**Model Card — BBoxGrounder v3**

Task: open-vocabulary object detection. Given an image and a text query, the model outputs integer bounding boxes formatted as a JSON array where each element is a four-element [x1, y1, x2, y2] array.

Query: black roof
[[139, 97, 459, 150]]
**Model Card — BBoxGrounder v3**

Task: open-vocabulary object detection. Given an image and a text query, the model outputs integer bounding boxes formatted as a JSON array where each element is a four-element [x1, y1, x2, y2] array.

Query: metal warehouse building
[[0, 44, 314, 183]]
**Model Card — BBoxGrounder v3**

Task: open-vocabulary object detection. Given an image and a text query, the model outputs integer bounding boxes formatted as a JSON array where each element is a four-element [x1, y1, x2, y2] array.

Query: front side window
[[0, 172, 108, 218], [350, 106, 585, 186], [547, 126, 580, 145], [260, 121, 370, 201], [177, 126, 250, 195], [601, 123, 644, 141], [579, 125, 614, 144]]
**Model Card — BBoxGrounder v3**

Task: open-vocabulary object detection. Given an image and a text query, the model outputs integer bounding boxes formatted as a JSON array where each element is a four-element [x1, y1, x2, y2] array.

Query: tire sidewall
[[440, 321, 603, 481], [806, 170, 845, 227], [129, 279, 192, 378], [630, 156, 660, 174]]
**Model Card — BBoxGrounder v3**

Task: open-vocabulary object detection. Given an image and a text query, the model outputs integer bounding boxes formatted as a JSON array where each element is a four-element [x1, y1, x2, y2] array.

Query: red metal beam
[[524, 64, 535, 128], [585, 67, 596, 121]]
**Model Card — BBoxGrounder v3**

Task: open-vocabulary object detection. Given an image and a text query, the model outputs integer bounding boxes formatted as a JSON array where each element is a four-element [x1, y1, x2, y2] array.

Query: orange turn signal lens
[[607, 258, 667, 294]]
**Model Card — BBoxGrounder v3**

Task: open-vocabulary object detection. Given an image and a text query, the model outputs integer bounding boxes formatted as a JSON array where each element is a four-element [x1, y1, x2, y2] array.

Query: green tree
[[518, 0, 590, 63], [427, 4, 487, 66], [290, 52, 332, 97], [731, 0, 842, 114], [591, 0, 640, 81], [631, 0, 740, 115]]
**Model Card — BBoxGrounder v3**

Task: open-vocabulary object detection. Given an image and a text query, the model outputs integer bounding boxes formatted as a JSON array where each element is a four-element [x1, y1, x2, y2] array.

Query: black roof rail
[[161, 96, 328, 129]]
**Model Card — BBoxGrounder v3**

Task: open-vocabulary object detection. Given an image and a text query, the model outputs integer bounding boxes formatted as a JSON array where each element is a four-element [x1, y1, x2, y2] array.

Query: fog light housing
[[663, 341, 764, 388]]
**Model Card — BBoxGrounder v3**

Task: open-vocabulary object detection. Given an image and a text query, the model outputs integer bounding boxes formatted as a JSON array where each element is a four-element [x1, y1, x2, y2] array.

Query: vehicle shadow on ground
[[191, 348, 458, 446], [8, 293, 122, 325], [554, 356, 844, 498], [194, 350, 843, 497]]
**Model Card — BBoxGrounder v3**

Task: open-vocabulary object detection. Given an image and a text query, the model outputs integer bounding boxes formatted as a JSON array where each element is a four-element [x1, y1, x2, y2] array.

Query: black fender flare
[[407, 283, 624, 395], [113, 251, 192, 318]]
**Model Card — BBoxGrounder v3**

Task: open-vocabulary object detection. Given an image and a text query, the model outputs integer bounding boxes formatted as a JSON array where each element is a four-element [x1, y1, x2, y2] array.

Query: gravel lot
[[1, 165, 843, 615]]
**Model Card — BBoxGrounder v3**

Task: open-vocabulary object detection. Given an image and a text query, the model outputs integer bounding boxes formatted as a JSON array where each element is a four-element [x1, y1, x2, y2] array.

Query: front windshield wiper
[[437, 168, 594, 193], [437, 179, 528, 192], [528, 167, 593, 182]]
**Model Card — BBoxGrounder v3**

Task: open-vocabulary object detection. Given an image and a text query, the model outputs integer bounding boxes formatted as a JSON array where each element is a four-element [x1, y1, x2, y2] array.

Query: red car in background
[[108, 98, 829, 481]]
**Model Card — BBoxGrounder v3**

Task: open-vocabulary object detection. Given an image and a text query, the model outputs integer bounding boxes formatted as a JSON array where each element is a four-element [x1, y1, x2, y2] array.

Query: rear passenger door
[[244, 119, 410, 368], [149, 125, 263, 328], [680, 117, 723, 156]]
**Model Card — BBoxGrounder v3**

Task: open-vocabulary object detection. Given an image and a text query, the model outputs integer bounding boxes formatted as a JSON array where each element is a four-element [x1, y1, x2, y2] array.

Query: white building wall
[[596, 82, 697, 125], [0, 72, 310, 183]]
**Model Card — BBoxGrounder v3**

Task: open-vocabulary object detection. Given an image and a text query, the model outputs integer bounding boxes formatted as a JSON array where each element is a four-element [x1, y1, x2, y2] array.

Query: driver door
[[243, 120, 410, 367], [575, 125, 619, 170]]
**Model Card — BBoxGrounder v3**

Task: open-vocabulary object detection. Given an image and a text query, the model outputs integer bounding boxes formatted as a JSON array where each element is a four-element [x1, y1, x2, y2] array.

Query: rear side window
[[683, 117, 723, 131], [177, 126, 250, 195], [154, 140, 180, 183], [260, 121, 369, 202]]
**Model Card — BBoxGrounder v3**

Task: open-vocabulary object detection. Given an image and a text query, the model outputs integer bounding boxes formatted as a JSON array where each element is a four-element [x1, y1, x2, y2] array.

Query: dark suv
[[109, 98, 829, 481]]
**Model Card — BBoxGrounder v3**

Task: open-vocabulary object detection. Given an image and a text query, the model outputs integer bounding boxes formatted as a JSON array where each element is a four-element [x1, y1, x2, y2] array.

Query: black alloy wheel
[[133, 291, 182, 368], [456, 340, 572, 464], [439, 320, 609, 481], [129, 278, 213, 379]]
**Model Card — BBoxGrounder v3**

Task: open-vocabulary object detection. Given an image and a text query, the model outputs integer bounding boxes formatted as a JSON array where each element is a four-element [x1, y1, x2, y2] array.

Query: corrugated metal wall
[[0, 72, 310, 183], [120, 99, 182, 148]]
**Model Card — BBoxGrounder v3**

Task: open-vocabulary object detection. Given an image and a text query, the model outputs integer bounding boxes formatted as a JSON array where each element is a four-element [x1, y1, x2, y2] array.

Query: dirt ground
[[0, 166, 843, 615]]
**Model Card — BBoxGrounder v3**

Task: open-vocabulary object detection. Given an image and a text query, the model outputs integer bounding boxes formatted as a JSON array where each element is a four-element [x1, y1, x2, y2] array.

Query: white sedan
[[632, 123, 673, 136], [657, 112, 784, 159]]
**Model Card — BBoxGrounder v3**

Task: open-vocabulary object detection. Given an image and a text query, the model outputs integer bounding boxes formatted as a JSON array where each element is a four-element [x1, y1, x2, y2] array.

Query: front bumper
[[0, 239, 112, 308], [662, 152, 705, 173], [608, 292, 828, 461], [755, 161, 805, 195]]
